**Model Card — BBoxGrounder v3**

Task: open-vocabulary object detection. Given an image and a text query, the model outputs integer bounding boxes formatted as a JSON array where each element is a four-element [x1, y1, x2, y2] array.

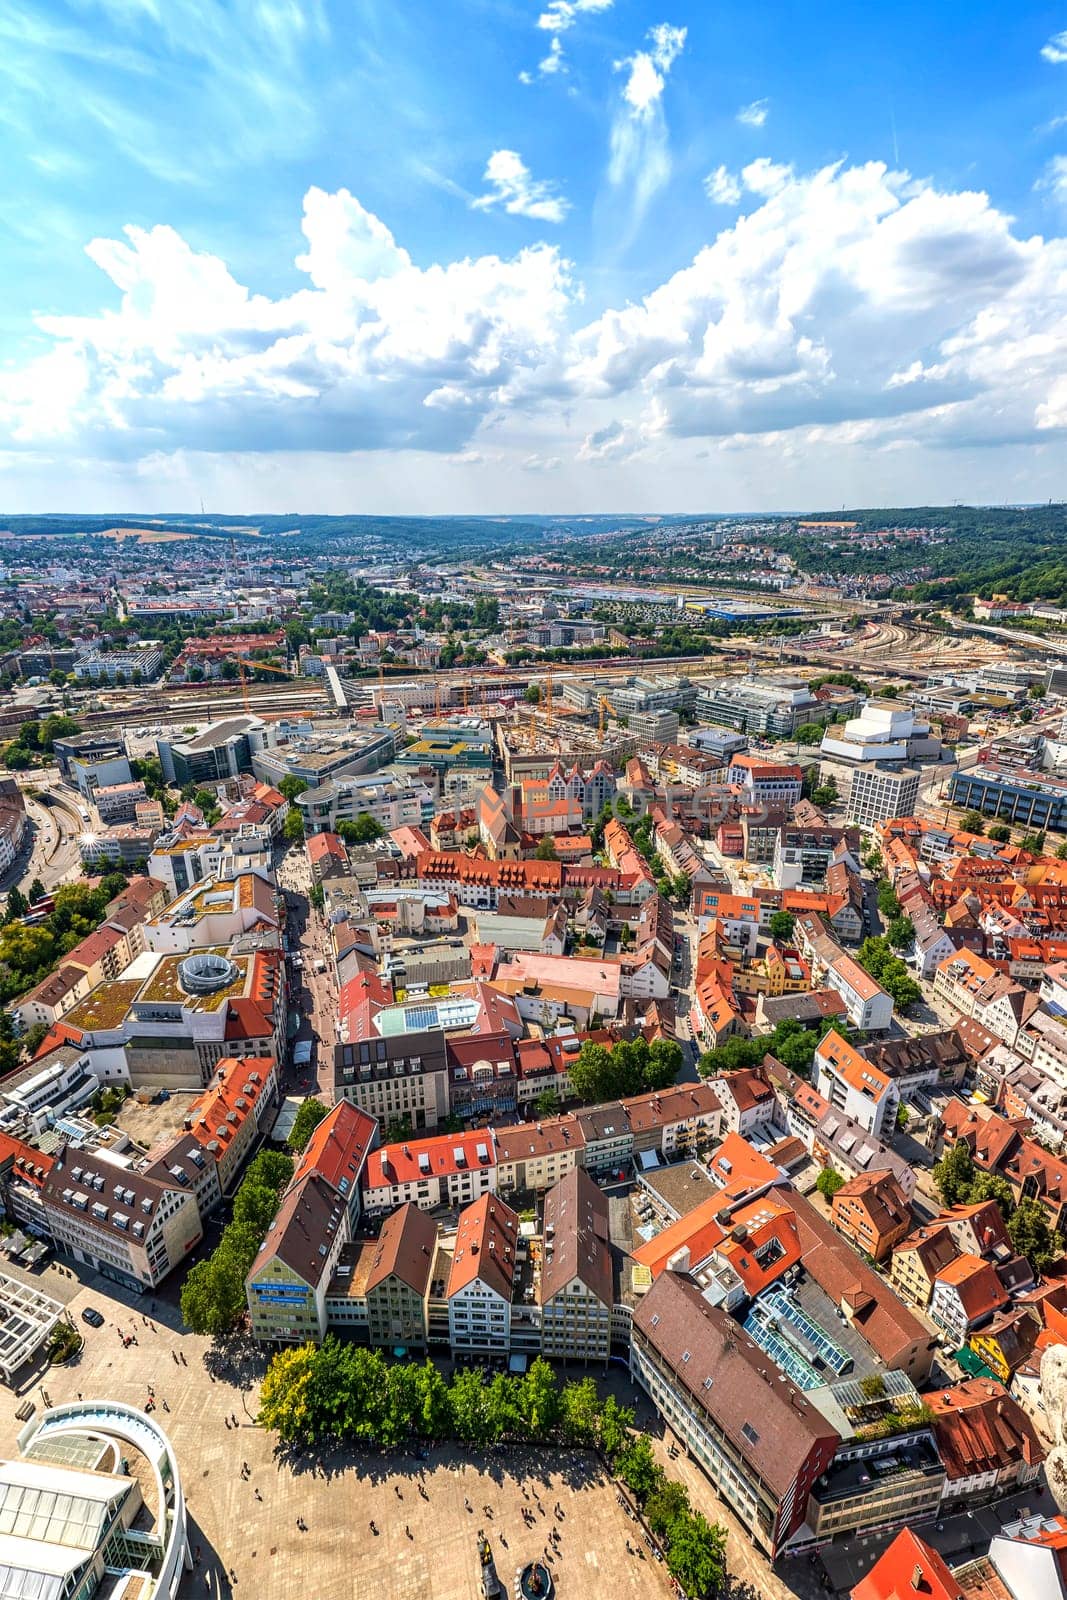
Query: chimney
[[910, 1565, 924, 1591]]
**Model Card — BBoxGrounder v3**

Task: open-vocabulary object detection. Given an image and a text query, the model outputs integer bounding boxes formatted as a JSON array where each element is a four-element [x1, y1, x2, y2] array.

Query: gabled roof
[[539, 1168, 612, 1308], [249, 1170, 347, 1287], [851, 1528, 961, 1600], [934, 1252, 1009, 1322], [364, 1202, 438, 1296], [293, 1100, 376, 1196], [926, 1377, 1044, 1481], [447, 1192, 519, 1301]]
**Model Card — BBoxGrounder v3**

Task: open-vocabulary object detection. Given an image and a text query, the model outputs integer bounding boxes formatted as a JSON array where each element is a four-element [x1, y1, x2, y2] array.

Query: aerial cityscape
[[5, 5, 1067, 1600]]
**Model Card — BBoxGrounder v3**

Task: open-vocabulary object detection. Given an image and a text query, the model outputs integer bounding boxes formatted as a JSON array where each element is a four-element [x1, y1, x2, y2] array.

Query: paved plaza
[[0, 1278, 683, 1600]]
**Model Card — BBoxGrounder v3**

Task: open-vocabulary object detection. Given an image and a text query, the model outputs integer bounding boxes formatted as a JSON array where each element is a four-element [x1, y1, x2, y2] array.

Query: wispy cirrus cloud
[[519, 35, 567, 84], [737, 98, 769, 127], [473, 150, 570, 223], [608, 22, 687, 221], [1037, 154, 1067, 203]]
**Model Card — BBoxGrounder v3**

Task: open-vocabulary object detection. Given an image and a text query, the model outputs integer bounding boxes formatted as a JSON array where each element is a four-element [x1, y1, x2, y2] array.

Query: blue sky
[[3, 0, 1067, 513]]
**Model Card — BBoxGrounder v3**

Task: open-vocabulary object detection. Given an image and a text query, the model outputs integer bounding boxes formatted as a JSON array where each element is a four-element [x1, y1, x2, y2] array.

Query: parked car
[[81, 1307, 105, 1328]]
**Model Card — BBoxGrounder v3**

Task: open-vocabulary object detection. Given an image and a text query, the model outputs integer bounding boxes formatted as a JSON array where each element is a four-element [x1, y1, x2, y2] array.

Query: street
[[275, 845, 335, 1104]]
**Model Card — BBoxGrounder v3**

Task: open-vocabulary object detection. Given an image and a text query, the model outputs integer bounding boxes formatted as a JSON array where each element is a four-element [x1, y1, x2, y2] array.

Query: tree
[[646, 1037, 683, 1090], [283, 808, 305, 844], [697, 1035, 764, 1077], [524, 684, 541, 704], [181, 1150, 292, 1337], [559, 1376, 600, 1446], [1007, 1199, 1064, 1273], [26, 878, 45, 905], [308, 882, 324, 910], [856, 935, 921, 1011], [886, 914, 914, 950], [597, 1394, 634, 1461], [413, 1358, 452, 1439], [616, 1433, 663, 1504], [287, 1097, 329, 1152], [192, 789, 221, 823], [933, 1141, 976, 1207], [969, 1171, 1015, 1218], [535, 834, 558, 861], [1020, 832, 1047, 855], [986, 824, 1011, 843], [278, 775, 309, 803], [645, 1480, 691, 1539], [3, 886, 27, 924], [816, 1167, 845, 1199], [256, 1344, 317, 1443], [516, 1358, 561, 1440], [794, 723, 824, 746], [567, 1041, 618, 1103], [669, 872, 690, 906], [666, 1513, 728, 1599], [448, 1366, 494, 1446], [876, 879, 902, 918], [19, 1020, 49, 1057], [337, 813, 384, 844], [768, 910, 795, 942], [811, 784, 838, 807], [1057, 842, 1067, 861], [960, 809, 986, 835], [534, 1089, 561, 1118]]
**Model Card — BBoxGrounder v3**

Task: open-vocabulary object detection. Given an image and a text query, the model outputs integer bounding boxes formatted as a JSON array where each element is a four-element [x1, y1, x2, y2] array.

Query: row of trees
[[258, 1344, 727, 1597], [567, 1035, 683, 1103], [933, 1142, 1063, 1272], [180, 1149, 293, 1336], [698, 1015, 848, 1080]]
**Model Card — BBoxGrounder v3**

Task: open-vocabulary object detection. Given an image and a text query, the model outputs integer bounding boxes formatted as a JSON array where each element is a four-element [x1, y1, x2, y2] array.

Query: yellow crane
[[598, 694, 617, 739]]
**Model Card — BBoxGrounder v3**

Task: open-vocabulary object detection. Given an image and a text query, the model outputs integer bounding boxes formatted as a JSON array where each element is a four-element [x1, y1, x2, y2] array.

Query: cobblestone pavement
[[0, 1284, 677, 1600]]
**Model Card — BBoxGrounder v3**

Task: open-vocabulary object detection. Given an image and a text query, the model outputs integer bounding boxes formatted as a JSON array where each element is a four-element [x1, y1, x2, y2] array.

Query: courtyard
[[0, 1278, 682, 1600]]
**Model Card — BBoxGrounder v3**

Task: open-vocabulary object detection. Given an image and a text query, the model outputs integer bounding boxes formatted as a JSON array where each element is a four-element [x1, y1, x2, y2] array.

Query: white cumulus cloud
[[1042, 28, 1067, 63], [473, 150, 570, 223], [737, 98, 769, 127], [704, 165, 741, 205], [537, 0, 613, 34], [10, 159, 1067, 499]]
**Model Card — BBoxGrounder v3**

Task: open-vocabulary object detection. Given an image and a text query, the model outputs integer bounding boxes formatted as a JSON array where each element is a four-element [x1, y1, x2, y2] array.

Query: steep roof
[[539, 1167, 612, 1308], [926, 1378, 1044, 1482], [249, 1170, 346, 1287], [364, 1202, 438, 1297], [447, 1192, 519, 1301], [788, 1186, 932, 1366], [851, 1528, 961, 1600], [293, 1100, 376, 1196]]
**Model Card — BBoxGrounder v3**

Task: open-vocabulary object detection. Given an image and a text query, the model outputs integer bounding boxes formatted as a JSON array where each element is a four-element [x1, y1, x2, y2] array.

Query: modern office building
[[947, 761, 1067, 830], [694, 676, 832, 738], [156, 716, 273, 787], [41, 1143, 203, 1293]]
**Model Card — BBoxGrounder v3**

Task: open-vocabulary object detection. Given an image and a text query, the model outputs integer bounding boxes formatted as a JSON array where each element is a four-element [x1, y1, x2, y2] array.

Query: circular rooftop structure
[[178, 951, 239, 996]]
